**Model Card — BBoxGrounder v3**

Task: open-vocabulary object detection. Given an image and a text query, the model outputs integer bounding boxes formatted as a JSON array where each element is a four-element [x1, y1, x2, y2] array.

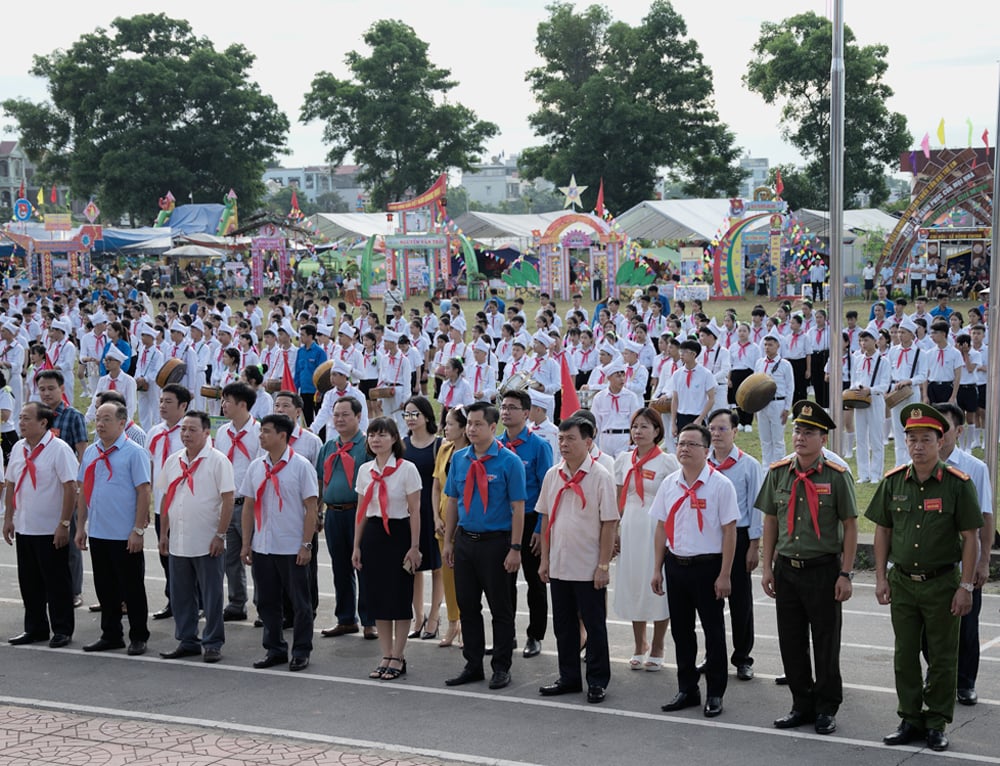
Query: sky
[[2, 0, 998, 179]]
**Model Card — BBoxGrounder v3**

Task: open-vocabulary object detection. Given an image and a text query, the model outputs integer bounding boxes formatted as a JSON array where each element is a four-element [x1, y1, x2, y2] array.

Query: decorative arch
[[535, 213, 621, 300]]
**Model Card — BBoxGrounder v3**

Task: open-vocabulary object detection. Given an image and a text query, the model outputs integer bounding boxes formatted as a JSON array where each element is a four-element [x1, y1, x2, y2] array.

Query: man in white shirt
[[652, 423, 738, 718], [157, 411, 235, 663], [134, 324, 165, 432]]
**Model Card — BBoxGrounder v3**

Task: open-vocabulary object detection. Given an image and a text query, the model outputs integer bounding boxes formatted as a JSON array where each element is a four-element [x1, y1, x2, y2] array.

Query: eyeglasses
[[708, 426, 730, 433], [676, 441, 707, 449], [402, 411, 421, 419]]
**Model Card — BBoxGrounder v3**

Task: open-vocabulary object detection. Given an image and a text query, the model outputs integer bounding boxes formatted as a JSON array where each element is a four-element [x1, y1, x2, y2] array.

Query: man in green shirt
[[865, 403, 982, 753], [756, 400, 857, 736]]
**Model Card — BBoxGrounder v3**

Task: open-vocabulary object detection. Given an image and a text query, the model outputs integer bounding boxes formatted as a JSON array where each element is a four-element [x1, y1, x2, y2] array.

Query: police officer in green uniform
[[756, 400, 857, 736], [865, 403, 982, 753]]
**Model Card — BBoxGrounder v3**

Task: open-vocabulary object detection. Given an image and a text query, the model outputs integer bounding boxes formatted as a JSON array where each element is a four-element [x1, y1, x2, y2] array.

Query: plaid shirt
[[53, 403, 87, 450]]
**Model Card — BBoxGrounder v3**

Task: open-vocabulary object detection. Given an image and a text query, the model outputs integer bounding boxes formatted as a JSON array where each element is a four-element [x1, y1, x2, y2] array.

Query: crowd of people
[[0, 271, 991, 753]]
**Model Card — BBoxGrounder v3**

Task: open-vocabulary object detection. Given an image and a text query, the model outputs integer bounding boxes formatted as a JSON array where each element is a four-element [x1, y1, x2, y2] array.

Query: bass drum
[[156, 358, 187, 387], [735, 373, 778, 414], [842, 389, 872, 409], [313, 360, 334, 393]]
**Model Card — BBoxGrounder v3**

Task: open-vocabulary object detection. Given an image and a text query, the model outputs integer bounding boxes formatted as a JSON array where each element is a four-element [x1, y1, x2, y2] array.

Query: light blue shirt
[[708, 446, 764, 539], [78, 432, 151, 540]]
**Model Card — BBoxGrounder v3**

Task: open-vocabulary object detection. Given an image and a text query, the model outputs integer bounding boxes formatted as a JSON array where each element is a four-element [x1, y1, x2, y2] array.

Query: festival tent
[[790, 208, 900, 237], [164, 204, 226, 235], [452, 211, 581, 241], [308, 213, 394, 242], [163, 244, 227, 258], [615, 199, 768, 242]]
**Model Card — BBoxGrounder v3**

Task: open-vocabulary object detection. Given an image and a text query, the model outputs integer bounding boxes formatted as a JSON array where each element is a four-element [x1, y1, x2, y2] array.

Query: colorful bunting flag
[[966, 118, 974, 147], [50, 184, 57, 204], [920, 133, 931, 159], [36, 187, 43, 206], [936, 118, 946, 146], [909, 151, 917, 175], [594, 178, 605, 218], [775, 170, 784, 199]]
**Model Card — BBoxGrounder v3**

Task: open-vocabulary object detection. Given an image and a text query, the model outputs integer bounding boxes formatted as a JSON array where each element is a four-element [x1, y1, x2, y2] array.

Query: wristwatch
[[301, 542, 313, 550], [509, 543, 522, 552], [959, 581, 975, 593], [597, 564, 610, 572], [215, 533, 226, 541], [838, 570, 854, 581], [59, 520, 71, 529], [133, 527, 145, 536]]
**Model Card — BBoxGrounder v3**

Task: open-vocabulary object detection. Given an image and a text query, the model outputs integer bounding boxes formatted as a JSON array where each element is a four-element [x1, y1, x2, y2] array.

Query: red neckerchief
[[84, 444, 117, 505], [161, 456, 204, 518], [13, 434, 49, 509], [787, 461, 822, 538], [619, 446, 662, 507], [323, 438, 357, 486], [663, 467, 714, 547], [150, 424, 180, 468], [356, 459, 401, 534], [463, 452, 494, 514], [255, 450, 294, 530], [546, 464, 589, 540]]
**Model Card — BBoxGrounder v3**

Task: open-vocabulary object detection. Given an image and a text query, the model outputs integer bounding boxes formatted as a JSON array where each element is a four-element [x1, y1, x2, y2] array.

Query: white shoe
[[744, 425, 753, 433]]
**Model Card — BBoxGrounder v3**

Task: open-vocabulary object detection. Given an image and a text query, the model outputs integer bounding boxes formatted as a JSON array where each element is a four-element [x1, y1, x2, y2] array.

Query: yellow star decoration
[[559, 174, 588, 209]]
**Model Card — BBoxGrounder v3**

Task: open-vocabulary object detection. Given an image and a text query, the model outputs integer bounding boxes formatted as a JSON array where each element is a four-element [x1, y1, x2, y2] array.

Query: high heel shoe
[[408, 618, 426, 639], [439, 622, 461, 648], [421, 617, 440, 640]]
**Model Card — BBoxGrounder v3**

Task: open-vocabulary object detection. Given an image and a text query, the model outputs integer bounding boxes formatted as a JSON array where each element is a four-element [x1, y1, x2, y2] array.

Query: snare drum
[[157, 358, 187, 387], [842, 389, 872, 409], [200, 385, 222, 400], [884, 383, 913, 412], [370, 386, 396, 399], [264, 379, 282, 393]]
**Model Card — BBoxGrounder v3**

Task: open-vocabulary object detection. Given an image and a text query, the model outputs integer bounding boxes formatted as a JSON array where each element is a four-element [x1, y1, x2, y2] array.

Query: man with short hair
[[157, 411, 235, 663], [443, 402, 526, 690], [671, 340, 716, 437], [382, 279, 404, 323], [3, 402, 79, 648], [754, 334, 794, 467], [75, 402, 152, 656], [240, 414, 319, 672], [294, 324, 327, 425], [537, 416, 618, 704], [308, 359, 369, 436]]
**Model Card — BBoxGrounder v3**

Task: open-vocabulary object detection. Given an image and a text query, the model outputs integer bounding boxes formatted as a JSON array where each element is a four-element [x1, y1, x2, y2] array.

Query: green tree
[[2, 14, 289, 225], [744, 11, 911, 208], [315, 191, 349, 214], [768, 164, 824, 211], [520, 1, 746, 213], [265, 186, 318, 218], [301, 20, 498, 210]]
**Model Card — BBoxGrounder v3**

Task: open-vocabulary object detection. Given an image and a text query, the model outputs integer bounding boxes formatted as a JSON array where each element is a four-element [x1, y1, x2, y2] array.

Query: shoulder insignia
[[769, 458, 792, 469], [826, 461, 847, 473], [945, 464, 970, 481], [884, 464, 907, 478]]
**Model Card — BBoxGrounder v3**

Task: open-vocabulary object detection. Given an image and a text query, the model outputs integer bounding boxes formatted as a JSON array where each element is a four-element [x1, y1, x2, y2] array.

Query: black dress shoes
[[289, 656, 310, 672], [814, 714, 837, 735], [523, 637, 542, 658], [587, 686, 606, 704], [661, 690, 701, 712], [8, 632, 47, 646], [159, 645, 201, 659], [252, 654, 288, 669], [703, 697, 723, 717], [445, 668, 485, 686], [49, 634, 71, 648], [489, 670, 512, 689], [152, 605, 173, 620], [926, 729, 949, 752], [736, 664, 754, 681], [127, 641, 147, 656], [957, 687, 978, 705], [773, 710, 815, 729], [321, 623, 359, 638], [203, 648, 222, 663], [83, 638, 126, 652], [695, 661, 707, 674], [774, 675, 788, 685], [539, 679, 583, 696], [222, 608, 247, 622], [883, 720, 925, 746]]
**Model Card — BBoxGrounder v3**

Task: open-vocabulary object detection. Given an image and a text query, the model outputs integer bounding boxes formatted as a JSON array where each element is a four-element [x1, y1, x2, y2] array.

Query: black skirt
[[359, 517, 414, 621]]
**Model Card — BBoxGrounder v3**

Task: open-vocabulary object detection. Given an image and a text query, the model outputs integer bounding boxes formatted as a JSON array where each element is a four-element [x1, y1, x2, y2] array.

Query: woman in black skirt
[[401, 396, 443, 639], [352, 417, 423, 680]]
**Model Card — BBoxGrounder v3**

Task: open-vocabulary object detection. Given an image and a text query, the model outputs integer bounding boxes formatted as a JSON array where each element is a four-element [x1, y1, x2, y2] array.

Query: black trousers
[[664, 552, 728, 698], [788, 356, 808, 404], [283, 531, 320, 619], [154, 514, 170, 605], [810, 351, 830, 408], [926, 381, 954, 404], [300, 393, 317, 426], [15, 533, 74, 638], [455, 531, 515, 674], [90, 537, 149, 644], [509, 511, 547, 641], [253, 552, 313, 659], [727, 527, 755, 667], [811, 281, 824, 302], [551, 578, 610, 688], [675, 412, 697, 431], [774, 557, 843, 715]]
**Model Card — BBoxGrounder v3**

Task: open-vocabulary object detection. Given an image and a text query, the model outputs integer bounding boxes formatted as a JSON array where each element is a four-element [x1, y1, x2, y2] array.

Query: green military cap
[[900, 402, 949, 433], [791, 400, 836, 432]]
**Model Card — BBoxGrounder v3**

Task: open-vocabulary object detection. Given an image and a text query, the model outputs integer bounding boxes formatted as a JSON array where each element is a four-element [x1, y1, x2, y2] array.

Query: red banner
[[386, 173, 447, 212]]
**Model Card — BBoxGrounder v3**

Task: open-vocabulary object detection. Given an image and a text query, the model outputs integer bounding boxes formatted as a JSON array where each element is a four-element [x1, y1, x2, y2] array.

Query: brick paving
[[0, 705, 445, 766]]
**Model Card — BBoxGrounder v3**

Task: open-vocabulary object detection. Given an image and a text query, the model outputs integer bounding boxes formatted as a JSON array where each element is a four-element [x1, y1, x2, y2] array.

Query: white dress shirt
[[648, 464, 739, 557], [157, 444, 235, 557]]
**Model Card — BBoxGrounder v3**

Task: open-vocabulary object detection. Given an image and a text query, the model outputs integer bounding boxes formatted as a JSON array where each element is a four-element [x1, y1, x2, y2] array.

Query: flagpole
[[827, 0, 845, 451], [984, 64, 1000, 489]]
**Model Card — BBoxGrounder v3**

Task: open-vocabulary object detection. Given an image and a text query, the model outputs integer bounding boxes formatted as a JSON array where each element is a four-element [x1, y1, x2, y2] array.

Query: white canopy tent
[[308, 213, 394, 241], [793, 208, 900, 237], [614, 199, 758, 242], [451, 211, 574, 240]]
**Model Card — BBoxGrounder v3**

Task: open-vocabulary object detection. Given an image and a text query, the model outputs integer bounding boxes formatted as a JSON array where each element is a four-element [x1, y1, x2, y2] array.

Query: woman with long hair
[[352, 417, 422, 680], [431, 405, 467, 647]]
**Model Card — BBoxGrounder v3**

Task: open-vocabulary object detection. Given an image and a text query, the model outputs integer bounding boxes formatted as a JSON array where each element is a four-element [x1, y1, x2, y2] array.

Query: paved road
[[1, 543, 999, 765]]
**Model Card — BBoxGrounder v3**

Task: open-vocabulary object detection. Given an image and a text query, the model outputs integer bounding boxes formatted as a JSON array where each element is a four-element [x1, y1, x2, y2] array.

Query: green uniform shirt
[[315, 431, 367, 505], [864, 461, 982, 572], [756, 455, 857, 559]]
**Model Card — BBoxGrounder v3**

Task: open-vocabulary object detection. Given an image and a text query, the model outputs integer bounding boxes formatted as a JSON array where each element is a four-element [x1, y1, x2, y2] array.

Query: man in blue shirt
[[293, 324, 327, 427], [868, 285, 896, 320], [443, 402, 527, 690], [498, 389, 553, 659], [929, 292, 954, 320], [75, 402, 152, 656]]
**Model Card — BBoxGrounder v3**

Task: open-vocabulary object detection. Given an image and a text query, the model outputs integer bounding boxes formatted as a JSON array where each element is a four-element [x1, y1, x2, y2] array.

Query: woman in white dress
[[613, 407, 679, 671]]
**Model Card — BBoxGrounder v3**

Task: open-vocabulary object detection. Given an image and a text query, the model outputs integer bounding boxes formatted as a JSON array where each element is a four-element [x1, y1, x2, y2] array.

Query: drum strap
[[909, 348, 919, 380], [871, 354, 882, 386]]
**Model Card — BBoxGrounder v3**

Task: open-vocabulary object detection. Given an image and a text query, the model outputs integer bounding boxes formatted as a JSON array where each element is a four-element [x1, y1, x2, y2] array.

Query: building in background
[[738, 156, 770, 199], [262, 165, 367, 210]]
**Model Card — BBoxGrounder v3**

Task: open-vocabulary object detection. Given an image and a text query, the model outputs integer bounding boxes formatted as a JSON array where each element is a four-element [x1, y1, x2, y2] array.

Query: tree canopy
[[519, 1, 746, 214], [301, 20, 498, 210], [3, 14, 289, 224], [744, 11, 911, 209]]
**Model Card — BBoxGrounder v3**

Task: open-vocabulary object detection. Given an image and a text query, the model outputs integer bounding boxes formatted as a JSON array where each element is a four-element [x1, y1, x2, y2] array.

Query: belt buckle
[[909, 572, 926, 582], [789, 558, 805, 569]]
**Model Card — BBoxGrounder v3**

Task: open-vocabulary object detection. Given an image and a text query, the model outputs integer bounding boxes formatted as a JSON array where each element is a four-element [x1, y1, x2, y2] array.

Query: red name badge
[[814, 483, 831, 495], [923, 498, 942, 512], [641, 469, 656, 480], [691, 498, 707, 510]]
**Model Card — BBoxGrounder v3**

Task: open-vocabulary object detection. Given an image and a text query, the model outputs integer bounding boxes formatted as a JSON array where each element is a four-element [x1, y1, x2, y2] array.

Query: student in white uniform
[[590, 360, 641, 458], [849, 329, 890, 483]]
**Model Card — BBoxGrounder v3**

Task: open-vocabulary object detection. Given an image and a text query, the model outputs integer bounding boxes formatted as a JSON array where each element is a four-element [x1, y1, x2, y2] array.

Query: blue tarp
[[162, 204, 224, 236]]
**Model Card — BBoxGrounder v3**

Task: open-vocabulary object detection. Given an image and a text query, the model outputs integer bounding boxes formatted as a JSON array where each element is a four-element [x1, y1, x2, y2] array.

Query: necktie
[[160, 457, 203, 518], [663, 478, 705, 548], [355, 461, 401, 534], [937, 348, 944, 367], [108, 377, 117, 391], [255, 453, 291, 530], [787, 465, 822, 538], [323, 440, 357, 486], [463, 453, 494, 514], [227, 427, 251, 462], [685, 368, 693, 387], [150, 424, 180, 467], [619, 446, 662, 507], [546, 468, 587, 538], [83, 445, 117, 505], [13, 440, 46, 509], [896, 347, 911, 368]]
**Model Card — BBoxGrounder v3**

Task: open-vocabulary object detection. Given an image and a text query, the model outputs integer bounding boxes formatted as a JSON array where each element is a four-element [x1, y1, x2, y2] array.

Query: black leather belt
[[233, 497, 245, 506], [779, 553, 838, 570], [458, 528, 509, 541], [894, 563, 956, 582], [327, 503, 357, 511], [667, 551, 722, 565]]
